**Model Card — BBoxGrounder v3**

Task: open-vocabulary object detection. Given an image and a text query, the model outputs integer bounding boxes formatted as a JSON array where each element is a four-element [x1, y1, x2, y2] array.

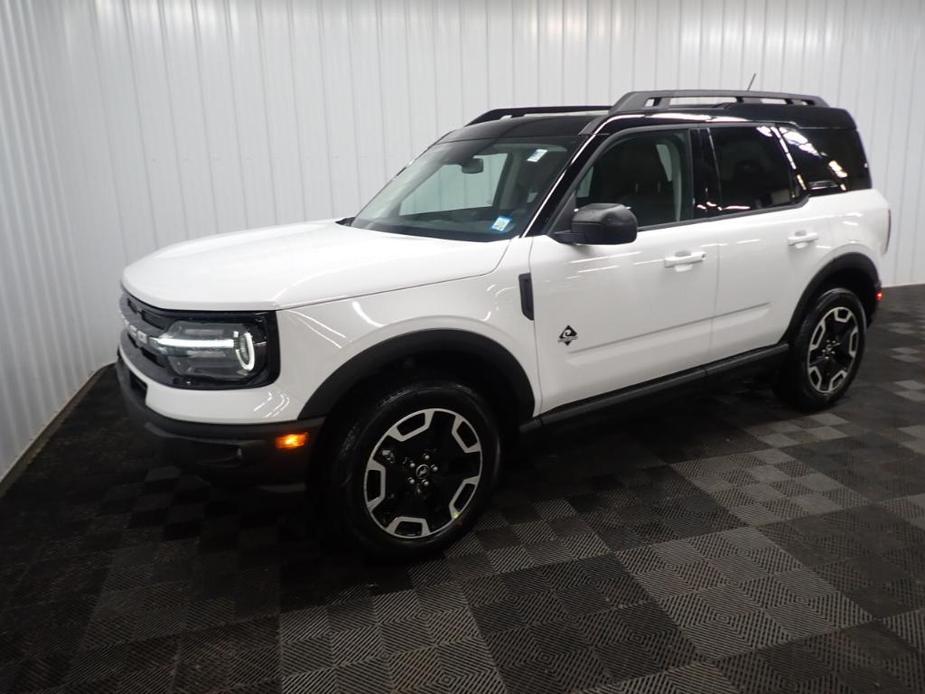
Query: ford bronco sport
[[118, 90, 888, 557]]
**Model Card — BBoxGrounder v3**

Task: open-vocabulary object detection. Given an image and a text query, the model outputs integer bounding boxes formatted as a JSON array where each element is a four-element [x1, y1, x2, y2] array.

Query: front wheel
[[774, 288, 866, 412], [325, 378, 501, 558]]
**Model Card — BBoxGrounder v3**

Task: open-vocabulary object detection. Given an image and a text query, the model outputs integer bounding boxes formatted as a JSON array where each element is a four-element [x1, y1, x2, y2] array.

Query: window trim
[[538, 124, 701, 236]]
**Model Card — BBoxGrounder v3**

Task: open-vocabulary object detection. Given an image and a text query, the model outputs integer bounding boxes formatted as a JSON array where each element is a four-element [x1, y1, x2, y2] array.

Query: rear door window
[[710, 126, 797, 214]]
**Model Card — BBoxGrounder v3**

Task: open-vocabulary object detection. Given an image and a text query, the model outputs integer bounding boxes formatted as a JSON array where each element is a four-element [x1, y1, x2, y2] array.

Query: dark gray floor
[[3, 286, 925, 694]]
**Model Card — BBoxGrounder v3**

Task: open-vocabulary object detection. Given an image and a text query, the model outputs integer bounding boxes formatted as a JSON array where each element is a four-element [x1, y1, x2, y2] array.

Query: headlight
[[120, 292, 278, 389], [149, 321, 268, 382]]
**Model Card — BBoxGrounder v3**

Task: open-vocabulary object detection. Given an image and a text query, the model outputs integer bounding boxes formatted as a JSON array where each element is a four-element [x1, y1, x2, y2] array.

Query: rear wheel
[[325, 378, 500, 558], [774, 288, 866, 411]]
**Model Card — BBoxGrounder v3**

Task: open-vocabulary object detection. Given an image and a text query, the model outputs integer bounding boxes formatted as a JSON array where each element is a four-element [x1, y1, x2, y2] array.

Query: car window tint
[[780, 125, 872, 193], [575, 130, 693, 227], [711, 126, 796, 213]]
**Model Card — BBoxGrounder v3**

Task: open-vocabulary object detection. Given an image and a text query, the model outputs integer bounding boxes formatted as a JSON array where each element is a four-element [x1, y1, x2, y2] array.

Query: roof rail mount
[[468, 105, 609, 126], [611, 90, 828, 112]]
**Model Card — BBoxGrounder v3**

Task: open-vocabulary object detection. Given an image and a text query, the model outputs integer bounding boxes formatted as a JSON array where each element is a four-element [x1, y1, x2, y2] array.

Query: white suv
[[118, 90, 889, 557]]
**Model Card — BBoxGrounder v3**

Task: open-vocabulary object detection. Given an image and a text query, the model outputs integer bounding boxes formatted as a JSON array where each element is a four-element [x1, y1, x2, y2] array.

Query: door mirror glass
[[552, 203, 638, 245]]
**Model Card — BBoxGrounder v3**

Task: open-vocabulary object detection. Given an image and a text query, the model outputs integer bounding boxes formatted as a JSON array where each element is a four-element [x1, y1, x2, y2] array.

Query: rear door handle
[[787, 230, 819, 247], [664, 250, 706, 268]]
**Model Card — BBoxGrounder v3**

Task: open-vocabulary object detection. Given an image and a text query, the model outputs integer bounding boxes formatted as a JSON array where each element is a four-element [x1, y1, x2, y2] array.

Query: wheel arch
[[784, 252, 881, 341], [299, 329, 537, 427]]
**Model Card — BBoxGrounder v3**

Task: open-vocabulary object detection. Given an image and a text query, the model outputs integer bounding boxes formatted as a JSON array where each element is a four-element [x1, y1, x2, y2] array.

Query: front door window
[[575, 131, 694, 228]]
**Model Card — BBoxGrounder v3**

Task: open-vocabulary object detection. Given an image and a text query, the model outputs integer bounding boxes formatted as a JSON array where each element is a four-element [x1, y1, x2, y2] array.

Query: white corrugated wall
[[1, 0, 924, 479], [0, 0, 97, 477]]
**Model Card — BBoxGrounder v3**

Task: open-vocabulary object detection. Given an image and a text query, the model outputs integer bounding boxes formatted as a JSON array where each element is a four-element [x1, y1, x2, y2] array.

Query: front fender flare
[[298, 329, 536, 420]]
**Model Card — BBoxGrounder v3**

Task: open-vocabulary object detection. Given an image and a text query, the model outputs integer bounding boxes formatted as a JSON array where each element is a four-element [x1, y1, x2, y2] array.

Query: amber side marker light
[[276, 432, 308, 450]]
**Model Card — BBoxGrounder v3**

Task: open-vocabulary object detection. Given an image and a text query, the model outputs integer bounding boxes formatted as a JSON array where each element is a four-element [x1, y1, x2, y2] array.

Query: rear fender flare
[[784, 252, 880, 341]]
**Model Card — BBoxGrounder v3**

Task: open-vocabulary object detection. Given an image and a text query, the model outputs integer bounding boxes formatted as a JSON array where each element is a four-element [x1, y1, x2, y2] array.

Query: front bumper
[[116, 353, 324, 486]]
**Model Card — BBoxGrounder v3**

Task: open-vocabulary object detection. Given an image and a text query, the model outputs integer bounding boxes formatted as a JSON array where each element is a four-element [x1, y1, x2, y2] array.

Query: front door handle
[[787, 230, 819, 247], [664, 250, 706, 268]]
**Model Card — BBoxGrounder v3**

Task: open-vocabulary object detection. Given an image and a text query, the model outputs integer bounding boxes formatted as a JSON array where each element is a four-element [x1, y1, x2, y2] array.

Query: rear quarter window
[[780, 126, 872, 193]]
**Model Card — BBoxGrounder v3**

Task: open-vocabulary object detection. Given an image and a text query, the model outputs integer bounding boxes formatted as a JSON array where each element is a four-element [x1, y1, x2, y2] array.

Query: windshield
[[347, 136, 579, 241]]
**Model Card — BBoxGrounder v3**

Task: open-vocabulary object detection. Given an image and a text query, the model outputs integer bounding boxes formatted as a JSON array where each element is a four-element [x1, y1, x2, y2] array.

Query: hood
[[121, 219, 510, 311]]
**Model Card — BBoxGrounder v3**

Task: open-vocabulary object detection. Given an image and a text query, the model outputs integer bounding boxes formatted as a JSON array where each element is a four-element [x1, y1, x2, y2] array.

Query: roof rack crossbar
[[610, 90, 828, 112], [467, 105, 610, 125]]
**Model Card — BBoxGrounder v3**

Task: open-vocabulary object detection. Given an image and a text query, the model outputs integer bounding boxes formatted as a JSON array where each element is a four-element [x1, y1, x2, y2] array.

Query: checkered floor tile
[[2, 285, 925, 693]]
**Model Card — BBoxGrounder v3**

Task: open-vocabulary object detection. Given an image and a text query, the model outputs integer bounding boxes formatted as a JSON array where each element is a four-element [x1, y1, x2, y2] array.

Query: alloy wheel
[[363, 408, 483, 539], [806, 306, 860, 395]]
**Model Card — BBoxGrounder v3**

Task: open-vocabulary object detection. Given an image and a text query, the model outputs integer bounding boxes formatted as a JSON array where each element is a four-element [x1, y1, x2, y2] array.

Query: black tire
[[324, 378, 501, 559], [774, 287, 866, 412]]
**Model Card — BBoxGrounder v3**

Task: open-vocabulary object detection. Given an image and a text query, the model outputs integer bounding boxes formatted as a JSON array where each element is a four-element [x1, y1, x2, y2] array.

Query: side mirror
[[552, 203, 638, 245]]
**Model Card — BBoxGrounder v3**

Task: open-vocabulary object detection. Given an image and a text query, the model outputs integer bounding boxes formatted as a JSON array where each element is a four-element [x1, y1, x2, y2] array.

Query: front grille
[[121, 295, 168, 361], [125, 294, 172, 331], [119, 292, 178, 386]]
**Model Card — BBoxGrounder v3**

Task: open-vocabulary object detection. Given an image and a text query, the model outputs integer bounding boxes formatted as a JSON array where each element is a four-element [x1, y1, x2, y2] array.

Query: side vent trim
[[518, 273, 534, 321]]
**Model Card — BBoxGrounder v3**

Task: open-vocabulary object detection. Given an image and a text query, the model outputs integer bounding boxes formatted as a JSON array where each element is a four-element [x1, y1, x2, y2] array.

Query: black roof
[[445, 90, 856, 142], [663, 103, 856, 129], [441, 114, 603, 142]]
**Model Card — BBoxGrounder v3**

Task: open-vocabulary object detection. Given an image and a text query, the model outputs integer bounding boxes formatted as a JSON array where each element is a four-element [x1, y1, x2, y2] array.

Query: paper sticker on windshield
[[490, 216, 511, 232], [526, 148, 548, 163]]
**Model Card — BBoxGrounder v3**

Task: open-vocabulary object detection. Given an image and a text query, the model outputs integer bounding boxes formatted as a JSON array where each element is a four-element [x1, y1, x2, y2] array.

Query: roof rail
[[467, 105, 609, 125], [611, 90, 828, 112]]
